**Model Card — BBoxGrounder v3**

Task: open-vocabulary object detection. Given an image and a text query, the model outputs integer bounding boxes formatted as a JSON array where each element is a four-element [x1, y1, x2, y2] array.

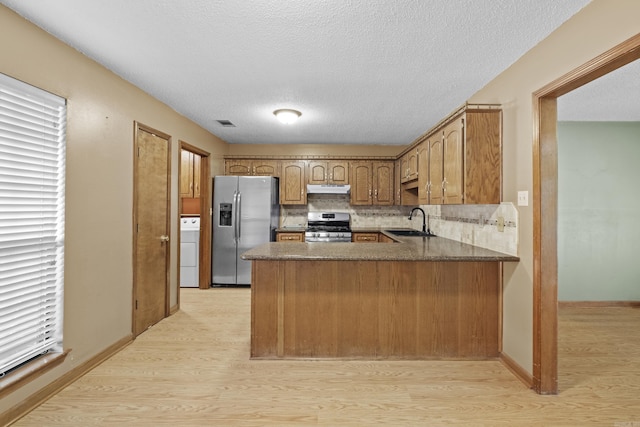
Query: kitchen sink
[[385, 229, 436, 237]]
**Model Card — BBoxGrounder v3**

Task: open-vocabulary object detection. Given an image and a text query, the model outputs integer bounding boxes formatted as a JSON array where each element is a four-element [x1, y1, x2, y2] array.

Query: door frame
[[132, 121, 172, 336], [178, 141, 212, 297], [532, 33, 640, 394]]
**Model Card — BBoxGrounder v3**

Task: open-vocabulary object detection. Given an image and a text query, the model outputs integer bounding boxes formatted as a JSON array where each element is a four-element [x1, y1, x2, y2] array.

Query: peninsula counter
[[242, 234, 519, 360]]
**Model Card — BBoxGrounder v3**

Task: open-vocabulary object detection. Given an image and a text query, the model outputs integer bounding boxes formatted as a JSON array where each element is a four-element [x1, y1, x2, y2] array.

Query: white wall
[[558, 121, 640, 301]]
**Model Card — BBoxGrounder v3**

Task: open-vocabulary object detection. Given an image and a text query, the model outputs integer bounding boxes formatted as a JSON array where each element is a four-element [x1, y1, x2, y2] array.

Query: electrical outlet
[[517, 191, 529, 206], [497, 216, 505, 232]]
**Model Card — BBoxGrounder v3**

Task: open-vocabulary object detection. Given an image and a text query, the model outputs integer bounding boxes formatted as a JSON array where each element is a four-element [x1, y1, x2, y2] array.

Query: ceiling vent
[[216, 120, 236, 127]]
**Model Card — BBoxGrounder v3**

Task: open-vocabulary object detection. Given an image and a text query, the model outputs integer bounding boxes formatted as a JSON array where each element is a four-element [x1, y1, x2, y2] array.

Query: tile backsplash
[[280, 194, 518, 256]]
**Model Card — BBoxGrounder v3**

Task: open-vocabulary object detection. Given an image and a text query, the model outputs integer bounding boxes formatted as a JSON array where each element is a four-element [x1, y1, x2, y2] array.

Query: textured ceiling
[[2, 0, 613, 146]]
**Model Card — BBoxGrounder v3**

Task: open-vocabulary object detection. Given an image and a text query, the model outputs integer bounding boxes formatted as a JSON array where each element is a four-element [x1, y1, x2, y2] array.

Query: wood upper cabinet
[[394, 158, 402, 205], [225, 159, 279, 176], [180, 149, 201, 198], [417, 140, 429, 204], [349, 161, 394, 206], [430, 109, 501, 205], [307, 160, 349, 185], [442, 117, 464, 204], [349, 162, 372, 205], [280, 160, 306, 205], [461, 110, 501, 204], [372, 161, 394, 205], [400, 149, 419, 183], [427, 134, 444, 205]]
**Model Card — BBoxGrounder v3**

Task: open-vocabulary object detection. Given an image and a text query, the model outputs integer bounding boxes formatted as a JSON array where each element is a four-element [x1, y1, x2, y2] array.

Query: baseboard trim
[[499, 352, 534, 389], [559, 301, 640, 308], [0, 334, 133, 426]]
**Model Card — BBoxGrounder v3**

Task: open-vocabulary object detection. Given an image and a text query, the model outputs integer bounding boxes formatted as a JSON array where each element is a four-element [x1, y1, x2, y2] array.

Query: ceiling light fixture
[[273, 109, 302, 125]]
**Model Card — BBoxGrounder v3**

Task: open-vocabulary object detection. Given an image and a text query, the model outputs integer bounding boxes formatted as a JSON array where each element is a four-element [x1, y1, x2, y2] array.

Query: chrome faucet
[[408, 207, 435, 236]]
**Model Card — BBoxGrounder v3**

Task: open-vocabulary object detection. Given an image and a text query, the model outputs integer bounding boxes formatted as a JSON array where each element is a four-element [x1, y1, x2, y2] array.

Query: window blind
[[0, 73, 66, 377]]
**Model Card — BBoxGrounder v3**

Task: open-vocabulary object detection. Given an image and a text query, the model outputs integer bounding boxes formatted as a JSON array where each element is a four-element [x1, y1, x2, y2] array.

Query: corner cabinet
[[349, 161, 394, 206], [280, 161, 307, 205]]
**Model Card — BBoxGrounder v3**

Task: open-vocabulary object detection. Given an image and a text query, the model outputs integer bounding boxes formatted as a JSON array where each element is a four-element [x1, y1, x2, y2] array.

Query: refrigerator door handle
[[232, 191, 239, 241], [237, 191, 242, 239]]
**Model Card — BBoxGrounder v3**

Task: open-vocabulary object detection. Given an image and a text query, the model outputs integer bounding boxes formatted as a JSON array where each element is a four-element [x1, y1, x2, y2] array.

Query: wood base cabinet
[[251, 260, 500, 359]]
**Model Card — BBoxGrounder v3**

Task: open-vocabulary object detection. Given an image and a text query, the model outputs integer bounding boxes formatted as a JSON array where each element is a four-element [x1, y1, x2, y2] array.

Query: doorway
[[133, 122, 171, 336], [178, 141, 211, 298], [533, 33, 640, 394]]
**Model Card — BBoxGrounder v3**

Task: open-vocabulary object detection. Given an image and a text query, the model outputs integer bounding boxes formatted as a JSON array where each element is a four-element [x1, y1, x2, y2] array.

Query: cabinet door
[[280, 161, 306, 205], [407, 149, 419, 181], [192, 153, 201, 197], [180, 150, 194, 197], [442, 117, 464, 204], [428, 136, 444, 205], [372, 161, 394, 205], [225, 160, 252, 176], [417, 141, 429, 204], [352, 232, 378, 243], [464, 110, 501, 204], [349, 161, 372, 205], [307, 161, 327, 184], [277, 232, 304, 242], [394, 158, 401, 205], [253, 160, 280, 177], [400, 154, 410, 183], [328, 161, 349, 185]]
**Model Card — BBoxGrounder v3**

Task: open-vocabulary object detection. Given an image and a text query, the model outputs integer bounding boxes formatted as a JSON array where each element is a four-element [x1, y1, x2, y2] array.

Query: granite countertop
[[244, 230, 519, 262]]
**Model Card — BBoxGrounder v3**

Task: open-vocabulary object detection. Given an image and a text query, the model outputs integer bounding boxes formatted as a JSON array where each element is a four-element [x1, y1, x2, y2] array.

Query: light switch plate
[[517, 191, 529, 206]]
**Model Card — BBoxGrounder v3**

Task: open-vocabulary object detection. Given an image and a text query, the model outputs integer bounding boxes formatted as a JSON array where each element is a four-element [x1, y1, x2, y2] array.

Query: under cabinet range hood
[[306, 184, 350, 194]]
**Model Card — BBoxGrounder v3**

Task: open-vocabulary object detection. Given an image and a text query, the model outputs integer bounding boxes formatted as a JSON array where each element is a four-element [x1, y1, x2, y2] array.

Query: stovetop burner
[[305, 212, 351, 242]]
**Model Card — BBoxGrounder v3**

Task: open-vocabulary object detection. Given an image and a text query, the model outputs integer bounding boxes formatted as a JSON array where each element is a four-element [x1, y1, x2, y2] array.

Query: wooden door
[[417, 140, 429, 204], [429, 136, 444, 205], [349, 161, 372, 205], [133, 124, 170, 337], [443, 117, 464, 204], [280, 161, 306, 204], [372, 161, 394, 205], [307, 161, 327, 184], [328, 161, 349, 184]]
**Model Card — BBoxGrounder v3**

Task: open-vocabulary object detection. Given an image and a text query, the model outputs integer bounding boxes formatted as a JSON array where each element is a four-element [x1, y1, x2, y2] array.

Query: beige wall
[[2, 0, 640, 412], [0, 5, 227, 410], [469, 0, 640, 372]]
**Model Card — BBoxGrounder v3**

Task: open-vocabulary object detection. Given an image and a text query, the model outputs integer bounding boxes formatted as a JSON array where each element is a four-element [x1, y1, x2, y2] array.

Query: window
[[0, 73, 66, 378]]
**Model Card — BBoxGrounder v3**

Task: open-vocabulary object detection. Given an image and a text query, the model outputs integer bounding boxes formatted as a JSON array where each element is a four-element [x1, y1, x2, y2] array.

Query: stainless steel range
[[305, 212, 352, 242]]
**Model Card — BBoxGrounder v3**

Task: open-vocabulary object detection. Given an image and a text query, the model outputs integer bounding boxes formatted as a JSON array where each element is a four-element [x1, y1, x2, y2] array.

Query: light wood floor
[[12, 288, 640, 426]]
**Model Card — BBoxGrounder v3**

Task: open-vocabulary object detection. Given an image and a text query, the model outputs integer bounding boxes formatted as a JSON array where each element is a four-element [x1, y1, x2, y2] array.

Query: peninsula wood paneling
[[251, 259, 500, 359]]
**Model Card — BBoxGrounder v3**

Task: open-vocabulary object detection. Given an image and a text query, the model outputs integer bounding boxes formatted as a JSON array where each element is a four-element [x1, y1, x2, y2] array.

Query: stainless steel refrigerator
[[211, 176, 279, 286]]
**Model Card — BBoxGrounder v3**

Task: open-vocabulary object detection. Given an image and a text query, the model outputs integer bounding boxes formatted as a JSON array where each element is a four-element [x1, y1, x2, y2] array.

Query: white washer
[[180, 217, 200, 288]]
